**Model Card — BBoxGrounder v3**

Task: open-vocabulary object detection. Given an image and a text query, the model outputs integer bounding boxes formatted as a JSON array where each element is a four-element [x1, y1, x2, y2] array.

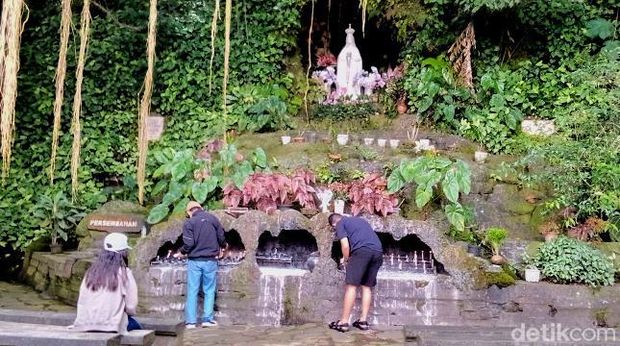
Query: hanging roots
[[448, 22, 476, 91], [71, 0, 92, 199], [208, 0, 220, 95], [50, 0, 72, 184], [137, 0, 158, 205], [360, 0, 368, 38], [303, 0, 315, 122], [0, 0, 27, 180], [222, 0, 232, 119]]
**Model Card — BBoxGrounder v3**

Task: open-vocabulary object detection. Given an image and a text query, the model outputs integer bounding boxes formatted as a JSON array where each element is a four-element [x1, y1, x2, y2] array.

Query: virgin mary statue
[[336, 25, 363, 99]]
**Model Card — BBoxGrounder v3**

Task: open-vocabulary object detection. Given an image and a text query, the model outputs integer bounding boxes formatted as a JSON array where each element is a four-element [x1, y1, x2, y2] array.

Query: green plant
[[147, 143, 268, 224], [312, 102, 377, 122], [32, 191, 86, 246], [483, 227, 507, 256], [530, 236, 614, 287], [388, 156, 471, 231]]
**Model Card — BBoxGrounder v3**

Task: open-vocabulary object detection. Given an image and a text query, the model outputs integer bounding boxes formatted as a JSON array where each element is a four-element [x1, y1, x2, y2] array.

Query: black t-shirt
[[335, 216, 382, 253]]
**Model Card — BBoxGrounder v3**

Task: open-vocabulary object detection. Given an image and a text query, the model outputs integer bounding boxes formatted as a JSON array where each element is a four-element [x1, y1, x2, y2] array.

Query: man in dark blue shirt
[[328, 213, 383, 332], [174, 201, 227, 329]]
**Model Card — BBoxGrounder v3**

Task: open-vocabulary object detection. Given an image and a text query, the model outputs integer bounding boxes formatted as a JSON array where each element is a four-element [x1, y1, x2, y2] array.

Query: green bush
[[312, 102, 377, 122], [531, 236, 614, 287]]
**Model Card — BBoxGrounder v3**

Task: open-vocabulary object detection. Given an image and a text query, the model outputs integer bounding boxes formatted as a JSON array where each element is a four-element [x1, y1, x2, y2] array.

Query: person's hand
[[172, 251, 185, 259]]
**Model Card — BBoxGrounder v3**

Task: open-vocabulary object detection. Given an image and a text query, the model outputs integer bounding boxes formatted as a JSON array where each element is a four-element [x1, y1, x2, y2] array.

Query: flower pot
[[490, 254, 507, 265], [281, 136, 291, 145], [544, 232, 558, 242], [377, 139, 387, 147], [292, 136, 305, 143], [363, 137, 374, 146], [525, 268, 541, 282], [334, 199, 345, 214], [467, 244, 481, 257], [336, 134, 349, 146], [396, 101, 407, 114], [474, 151, 488, 163], [50, 243, 63, 254], [417, 139, 430, 148], [389, 139, 400, 148]]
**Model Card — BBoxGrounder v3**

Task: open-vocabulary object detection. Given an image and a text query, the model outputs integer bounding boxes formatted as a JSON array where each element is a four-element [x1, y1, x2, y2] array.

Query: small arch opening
[[256, 229, 319, 271]]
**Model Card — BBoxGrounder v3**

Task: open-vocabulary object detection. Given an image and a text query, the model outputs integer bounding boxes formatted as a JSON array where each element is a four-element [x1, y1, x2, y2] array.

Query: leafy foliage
[[32, 191, 86, 246], [312, 101, 378, 122], [147, 144, 268, 224], [348, 173, 397, 217], [388, 156, 471, 231], [483, 227, 507, 256], [530, 236, 615, 287]]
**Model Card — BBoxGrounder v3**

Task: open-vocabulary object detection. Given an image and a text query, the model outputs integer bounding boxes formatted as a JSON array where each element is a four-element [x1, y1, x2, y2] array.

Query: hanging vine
[[448, 21, 476, 91], [303, 0, 315, 122], [70, 0, 91, 199], [222, 0, 232, 121], [49, 0, 72, 185], [360, 0, 368, 37], [137, 0, 158, 205], [208, 0, 221, 95], [0, 0, 27, 180]]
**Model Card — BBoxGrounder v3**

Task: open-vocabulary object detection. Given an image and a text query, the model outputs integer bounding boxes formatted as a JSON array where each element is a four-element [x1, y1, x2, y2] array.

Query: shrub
[[531, 236, 614, 287], [483, 227, 507, 256]]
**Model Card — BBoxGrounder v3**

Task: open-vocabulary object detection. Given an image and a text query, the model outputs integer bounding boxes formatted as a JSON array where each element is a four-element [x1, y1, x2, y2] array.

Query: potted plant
[[396, 95, 407, 114], [484, 227, 508, 265], [363, 137, 374, 146], [538, 221, 560, 242], [292, 130, 305, 143], [328, 182, 349, 214], [33, 191, 86, 254], [524, 264, 541, 282], [389, 139, 400, 148], [281, 135, 291, 145], [377, 138, 387, 147]]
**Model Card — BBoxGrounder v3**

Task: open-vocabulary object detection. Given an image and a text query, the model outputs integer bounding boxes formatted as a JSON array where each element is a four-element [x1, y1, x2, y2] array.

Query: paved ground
[[183, 323, 405, 345], [0, 281, 73, 312]]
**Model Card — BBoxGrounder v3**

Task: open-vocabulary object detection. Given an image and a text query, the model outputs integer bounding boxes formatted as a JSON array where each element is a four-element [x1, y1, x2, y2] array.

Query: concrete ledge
[[0, 321, 121, 346], [0, 309, 183, 337]]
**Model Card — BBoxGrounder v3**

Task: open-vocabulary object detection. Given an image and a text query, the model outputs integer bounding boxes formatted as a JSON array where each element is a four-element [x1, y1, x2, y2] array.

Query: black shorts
[[345, 247, 383, 287]]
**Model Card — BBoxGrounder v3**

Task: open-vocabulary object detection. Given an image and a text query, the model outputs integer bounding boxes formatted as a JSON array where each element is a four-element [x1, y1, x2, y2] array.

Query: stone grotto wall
[[21, 204, 620, 328]]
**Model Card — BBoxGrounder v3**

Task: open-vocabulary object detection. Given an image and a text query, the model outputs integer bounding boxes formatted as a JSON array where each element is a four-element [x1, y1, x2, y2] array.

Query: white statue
[[336, 24, 363, 99], [316, 189, 333, 213]]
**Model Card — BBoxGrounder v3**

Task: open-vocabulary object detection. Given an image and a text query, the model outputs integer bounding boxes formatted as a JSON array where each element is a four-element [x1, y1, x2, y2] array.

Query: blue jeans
[[185, 259, 217, 324], [127, 316, 142, 331]]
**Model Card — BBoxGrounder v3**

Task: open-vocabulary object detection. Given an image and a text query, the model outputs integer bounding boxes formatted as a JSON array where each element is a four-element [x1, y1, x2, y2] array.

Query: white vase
[[377, 139, 387, 147], [336, 134, 349, 146], [525, 268, 540, 282], [418, 139, 430, 148], [281, 136, 291, 145], [363, 138, 374, 146], [389, 139, 400, 148], [334, 199, 345, 214], [474, 151, 488, 162]]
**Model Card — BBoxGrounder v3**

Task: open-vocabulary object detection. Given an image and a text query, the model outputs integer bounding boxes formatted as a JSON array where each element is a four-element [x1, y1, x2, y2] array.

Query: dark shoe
[[352, 320, 369, 330], [328, 320, 350, 333]]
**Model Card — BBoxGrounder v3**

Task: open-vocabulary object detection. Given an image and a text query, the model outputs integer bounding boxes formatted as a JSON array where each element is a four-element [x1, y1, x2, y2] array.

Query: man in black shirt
[[174, 201, 227, 329], [328, 213, 383, 332]]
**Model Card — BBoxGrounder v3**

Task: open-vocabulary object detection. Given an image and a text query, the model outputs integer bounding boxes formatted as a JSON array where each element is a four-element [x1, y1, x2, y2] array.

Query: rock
[[521, 119, 556, 136]]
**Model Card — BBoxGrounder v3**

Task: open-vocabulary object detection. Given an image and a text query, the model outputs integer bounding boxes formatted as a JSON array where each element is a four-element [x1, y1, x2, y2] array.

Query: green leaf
[[585, 19, 614, 40], [442, 169, 460, 203], [445, 203, 465, 232], [171, 160, 190, 181], [192, 182, 209, 203], [253, 148, 268, 169], [417, 96, 434, 113], [415, 185, 433, 208], [147, 204, 170, 224], [455, 160, 471, 195], [387, 171, 405, 193], [151, 180, 168, 196], [162, 183, 183, 206], [172, 197, 190, 216]]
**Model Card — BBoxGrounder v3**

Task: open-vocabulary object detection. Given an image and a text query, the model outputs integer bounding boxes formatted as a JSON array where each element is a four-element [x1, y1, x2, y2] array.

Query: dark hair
[[84, 249, 128, 291], [328, 213, 342, 227]]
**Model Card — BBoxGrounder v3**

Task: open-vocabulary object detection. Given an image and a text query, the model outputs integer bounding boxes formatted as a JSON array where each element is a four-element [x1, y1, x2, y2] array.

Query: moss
[[485, 266, 517, 288], [592, 242, 620, 274], [525, 241, 543, 258]]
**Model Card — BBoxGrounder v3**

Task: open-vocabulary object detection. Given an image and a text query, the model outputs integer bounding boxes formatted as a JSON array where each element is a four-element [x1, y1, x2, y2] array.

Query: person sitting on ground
[[70, 232, 141, 334], [328, 213, 383, 333]]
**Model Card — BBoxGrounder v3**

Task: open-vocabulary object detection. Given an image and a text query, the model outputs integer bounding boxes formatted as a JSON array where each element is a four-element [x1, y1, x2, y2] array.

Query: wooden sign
[[146, 116, 164, 141], [87, 214, 145, 233]]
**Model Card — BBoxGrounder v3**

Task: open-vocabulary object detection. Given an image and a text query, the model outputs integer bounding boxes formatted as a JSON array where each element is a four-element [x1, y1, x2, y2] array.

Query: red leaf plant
[[224, 170, 317, 214], [317, 52, 337, 67], [348, 173, 397, 217]]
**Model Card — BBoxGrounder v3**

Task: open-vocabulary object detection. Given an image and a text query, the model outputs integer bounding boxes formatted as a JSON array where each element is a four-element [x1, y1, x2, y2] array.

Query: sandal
[[352, 320, 369, 331], [328, 320, 350, 333]]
